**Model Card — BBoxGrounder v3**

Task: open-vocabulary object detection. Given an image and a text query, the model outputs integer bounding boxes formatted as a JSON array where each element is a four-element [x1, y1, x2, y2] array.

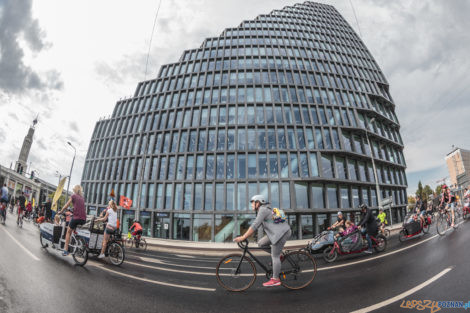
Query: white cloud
[[0, 0, 468, 193]]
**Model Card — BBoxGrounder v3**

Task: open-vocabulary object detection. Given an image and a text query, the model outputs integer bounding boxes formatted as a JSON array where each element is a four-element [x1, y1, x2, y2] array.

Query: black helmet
[[359, 204, 368, 210]]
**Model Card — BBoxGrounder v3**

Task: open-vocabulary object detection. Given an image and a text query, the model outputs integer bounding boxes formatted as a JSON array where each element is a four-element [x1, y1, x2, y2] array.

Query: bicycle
[[436, 205, 457, 236], [125, 232, 147, 251], [378, 222, 390, 238], [216, 239, 317, 292]]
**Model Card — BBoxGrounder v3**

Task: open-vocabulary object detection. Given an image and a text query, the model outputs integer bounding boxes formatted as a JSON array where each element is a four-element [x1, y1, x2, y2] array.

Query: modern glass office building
[[81, 1, 407, 241]]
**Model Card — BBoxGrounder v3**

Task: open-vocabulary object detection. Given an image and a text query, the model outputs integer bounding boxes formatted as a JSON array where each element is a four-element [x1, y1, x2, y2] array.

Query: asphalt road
[[0, 213, 469, 313]]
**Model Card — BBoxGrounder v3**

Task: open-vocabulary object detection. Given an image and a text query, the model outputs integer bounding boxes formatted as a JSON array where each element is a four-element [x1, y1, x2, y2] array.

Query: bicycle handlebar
[[237, 239, 249, 249]]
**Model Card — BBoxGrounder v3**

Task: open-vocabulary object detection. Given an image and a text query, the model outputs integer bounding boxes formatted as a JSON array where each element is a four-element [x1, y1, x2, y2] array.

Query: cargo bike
[[39, 214, 125, 266]]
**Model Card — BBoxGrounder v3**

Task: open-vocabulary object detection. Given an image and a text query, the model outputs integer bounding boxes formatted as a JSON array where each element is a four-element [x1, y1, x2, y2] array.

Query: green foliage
[[435, 185, 442, 195], [422, 185, 433, 201], [407, 195, 416, 210]]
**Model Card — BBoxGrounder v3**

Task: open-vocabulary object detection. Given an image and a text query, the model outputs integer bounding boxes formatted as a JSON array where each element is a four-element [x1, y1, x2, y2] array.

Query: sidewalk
[[139, 223, 403, 256]]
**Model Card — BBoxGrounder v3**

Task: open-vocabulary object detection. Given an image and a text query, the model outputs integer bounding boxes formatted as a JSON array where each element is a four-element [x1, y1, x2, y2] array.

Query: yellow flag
[[32, 198, 35, 207], [51, 177, 67, 212]]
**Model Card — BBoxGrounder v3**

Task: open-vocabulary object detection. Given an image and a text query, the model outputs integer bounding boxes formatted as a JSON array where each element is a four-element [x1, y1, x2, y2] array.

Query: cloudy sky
[[0, 0, 469, 195]]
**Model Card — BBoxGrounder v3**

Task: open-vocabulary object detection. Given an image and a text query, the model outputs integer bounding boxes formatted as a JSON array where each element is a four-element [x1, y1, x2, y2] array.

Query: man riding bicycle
[[440, 185, 456, 227], [234, 195, 292, 288], [0, 184, 8, 222], [129, 220, 143, 239], [357, 204, 378, 254]]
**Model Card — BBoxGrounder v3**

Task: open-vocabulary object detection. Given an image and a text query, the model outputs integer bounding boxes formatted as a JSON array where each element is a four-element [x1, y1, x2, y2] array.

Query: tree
[[407, 195, 416, 210], [435, 185, 442, 195], [422, 185, 433, 201], [415, 181, 423, 199]]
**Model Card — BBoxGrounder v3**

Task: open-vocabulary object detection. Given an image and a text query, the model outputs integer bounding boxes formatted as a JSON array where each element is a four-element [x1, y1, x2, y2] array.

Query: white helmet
[[250, 195, 268, 205]]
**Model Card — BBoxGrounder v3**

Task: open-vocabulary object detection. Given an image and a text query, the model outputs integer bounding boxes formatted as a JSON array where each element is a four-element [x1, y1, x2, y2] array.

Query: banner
[[119, 195, 132, 210], [51, 177, 67, 212]]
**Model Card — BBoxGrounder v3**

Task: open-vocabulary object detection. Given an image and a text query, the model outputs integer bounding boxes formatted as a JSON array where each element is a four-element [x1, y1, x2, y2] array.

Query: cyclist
[[377, 208, 388, 235], [234, 195, 291, 287], [357, 204, 378, 254], [17, 192, 26, 226], [95, 200, 118, 259], [440, 185, 456, 227], [1, 184, 8, 222], [328, 211, 346, 231], [414, 195, 426, 226], [57, 185, 87, 256], [129, 220, 143, 240]]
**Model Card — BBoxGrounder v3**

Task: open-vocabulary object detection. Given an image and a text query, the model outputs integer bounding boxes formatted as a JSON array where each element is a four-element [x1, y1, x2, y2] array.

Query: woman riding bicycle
[[234, 195, 291, 288], [95, 200, 119, 259]]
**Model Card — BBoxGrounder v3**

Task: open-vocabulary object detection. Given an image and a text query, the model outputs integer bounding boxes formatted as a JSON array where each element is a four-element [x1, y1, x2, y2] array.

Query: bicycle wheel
[[323, 246, 338, 263], [216, 254, 256, 292], [108, 242, 125, 266], [280, 250, 317, 290], [71, 236, 88, 266], [436, 214, 448, 236], [374, 235, 387, 252], [139, 238, 148, 251], [383, 229, 390, 238], [398, 230, 407, 242], [125, 238, 133, 249]]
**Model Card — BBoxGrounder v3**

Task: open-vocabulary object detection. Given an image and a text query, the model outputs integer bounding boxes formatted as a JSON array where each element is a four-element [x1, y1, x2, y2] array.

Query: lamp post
[[66, 142, 76, 202], [364, 118, 382, 210]]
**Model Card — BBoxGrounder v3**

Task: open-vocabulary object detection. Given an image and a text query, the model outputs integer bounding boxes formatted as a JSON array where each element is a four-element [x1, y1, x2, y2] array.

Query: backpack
[[272, 208, 287, 224]]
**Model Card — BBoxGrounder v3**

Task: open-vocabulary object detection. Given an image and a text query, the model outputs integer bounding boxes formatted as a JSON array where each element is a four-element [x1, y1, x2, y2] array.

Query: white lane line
[[90, 263, 216, 292], [175, 254, 195, 258], [139, 257, 214, 270], [0, 227, 40, 261], [126, 260, 216, 276], [350, 267, 453, 313]]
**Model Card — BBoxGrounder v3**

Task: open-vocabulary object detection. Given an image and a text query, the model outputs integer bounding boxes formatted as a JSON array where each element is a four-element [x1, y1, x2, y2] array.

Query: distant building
[[445, 147, 470, 189]]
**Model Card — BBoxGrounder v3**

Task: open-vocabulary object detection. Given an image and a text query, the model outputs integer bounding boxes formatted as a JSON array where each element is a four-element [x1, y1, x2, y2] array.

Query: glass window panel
[[321, 155, 334, 178], [186, 155, 194, 180], [216, 154, 225, 179], [290, 153, 299, 177], [215, 183, 224, 210], [270, 182, 280, 209], [217, 129, 226, 151], [295, 183, 309, 208], [327, 185, 338, 209], [258, 153, 267, 178], [348, 160, 358, 181], [183, 183, 192, 210], [205, 155, 214, 179], [277, 129, 287, 149], [336, 157, 347, 180], [237, 154, 246, 179], [340, 186, 350, 208], [299, 152, 309, 177], [352, 187, 360, 207], [248, 154, 257, 178], [312, 184, 324, 208], [205, 183, 213, 210], [280, 153, 289, 178], [281, 182, 290, 209], [237, 183, 247, 211]]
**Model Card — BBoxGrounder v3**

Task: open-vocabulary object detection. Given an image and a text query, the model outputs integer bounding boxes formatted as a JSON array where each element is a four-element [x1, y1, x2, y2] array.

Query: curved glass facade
[[81, 1, 407, 241]]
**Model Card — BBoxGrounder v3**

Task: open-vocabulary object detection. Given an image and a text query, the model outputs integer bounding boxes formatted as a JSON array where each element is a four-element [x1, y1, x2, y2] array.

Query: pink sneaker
[[263, 278, 281, 287]]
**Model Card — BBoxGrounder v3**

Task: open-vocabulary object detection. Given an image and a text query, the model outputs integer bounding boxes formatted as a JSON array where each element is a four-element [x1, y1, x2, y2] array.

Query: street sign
[[380, 197, 393, 207]]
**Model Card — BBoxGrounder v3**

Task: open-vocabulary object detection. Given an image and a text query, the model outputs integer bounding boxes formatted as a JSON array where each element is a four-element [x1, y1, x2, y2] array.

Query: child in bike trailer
[[234, 195, 291, 288], [129, 220, 143, 239], [377, 209, 387, 233]]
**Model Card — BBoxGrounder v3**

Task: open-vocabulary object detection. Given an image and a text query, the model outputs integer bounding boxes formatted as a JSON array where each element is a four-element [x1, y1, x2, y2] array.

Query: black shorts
[[69, 219, 86, 230]]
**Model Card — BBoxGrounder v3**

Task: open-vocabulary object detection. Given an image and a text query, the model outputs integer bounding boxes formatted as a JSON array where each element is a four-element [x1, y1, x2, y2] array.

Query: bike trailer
[[339, 230, 362, 252], [309, 231, 334, 252], [403, 213, 421, 234]]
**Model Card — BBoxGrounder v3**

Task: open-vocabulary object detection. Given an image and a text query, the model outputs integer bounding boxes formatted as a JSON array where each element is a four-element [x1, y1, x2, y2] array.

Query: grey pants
[[258, 229, 292, 279]]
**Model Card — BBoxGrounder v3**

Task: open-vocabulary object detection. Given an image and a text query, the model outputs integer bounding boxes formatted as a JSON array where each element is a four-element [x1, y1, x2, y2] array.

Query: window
[[327, 185, 338, 209], [248, 154, 257, 178], [205, 183, 213, 210], [237, 154, 246, 179], [312, 184, 324, 208], [340, 187, 350, 208], [295, 183, 309, 208], [281, 182, 290, 209], [321, 155, 334, 178], [348, 159, 357, 181], [215, 183, 224, 210], [336, 157, 347, 179]]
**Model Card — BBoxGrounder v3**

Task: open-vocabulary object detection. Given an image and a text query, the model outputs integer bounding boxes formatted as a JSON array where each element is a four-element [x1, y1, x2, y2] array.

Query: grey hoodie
[[251, 205, 291, 244]]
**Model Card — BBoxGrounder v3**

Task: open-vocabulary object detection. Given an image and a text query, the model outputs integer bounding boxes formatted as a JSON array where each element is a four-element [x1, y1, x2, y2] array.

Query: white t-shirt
[[107, 209, 118, 228]]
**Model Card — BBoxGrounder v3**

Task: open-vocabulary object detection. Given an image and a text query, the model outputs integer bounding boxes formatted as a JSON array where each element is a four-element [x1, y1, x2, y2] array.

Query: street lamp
[[66, 141, 76, 202], [364, 117, 382, 210]]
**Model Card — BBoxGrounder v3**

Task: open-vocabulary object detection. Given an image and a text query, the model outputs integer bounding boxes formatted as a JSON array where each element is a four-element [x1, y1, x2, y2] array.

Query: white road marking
[[126, 260, 216, 276], [174, 254, 195, 258], [0, 227, 40, 261], [139, 256, 214, 269], [350, 267, 453, 313], [90, 263, 216, 292]]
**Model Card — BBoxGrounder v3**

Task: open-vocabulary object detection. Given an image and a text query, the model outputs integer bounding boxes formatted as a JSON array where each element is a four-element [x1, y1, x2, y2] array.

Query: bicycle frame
[[235, 241, 297, 278]]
